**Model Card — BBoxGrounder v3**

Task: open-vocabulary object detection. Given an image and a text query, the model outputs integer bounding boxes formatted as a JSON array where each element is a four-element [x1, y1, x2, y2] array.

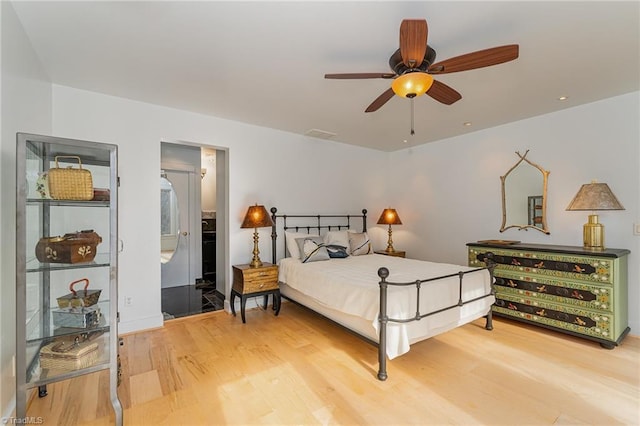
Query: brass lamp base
[[249, 258, 263, 268], [249, 228, 263, 268], [583, 214, 605, 250], [385, 224, 395, 253]]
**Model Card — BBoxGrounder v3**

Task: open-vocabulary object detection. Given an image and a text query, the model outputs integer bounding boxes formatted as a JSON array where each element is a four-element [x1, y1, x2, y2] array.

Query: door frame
[[160, 140, 229, 308]]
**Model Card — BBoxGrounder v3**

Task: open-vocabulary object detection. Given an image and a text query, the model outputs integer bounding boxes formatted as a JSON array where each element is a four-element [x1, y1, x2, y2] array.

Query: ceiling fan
[[325, 19, 519, 114]]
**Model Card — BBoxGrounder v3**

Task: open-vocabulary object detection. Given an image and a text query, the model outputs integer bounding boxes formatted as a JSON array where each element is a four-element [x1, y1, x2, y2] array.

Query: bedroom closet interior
[[160, 142, 226, 319]]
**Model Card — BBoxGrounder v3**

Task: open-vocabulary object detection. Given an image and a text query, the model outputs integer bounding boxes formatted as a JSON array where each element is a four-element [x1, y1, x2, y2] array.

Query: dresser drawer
[[494, 294, 615, 342], [494, 270, 613, 313], [469, 247, 616, 284]]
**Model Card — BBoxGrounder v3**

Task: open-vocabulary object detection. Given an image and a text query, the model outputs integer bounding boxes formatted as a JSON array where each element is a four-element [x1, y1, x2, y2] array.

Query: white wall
[[51, 85, 389, 334], [0, 2, 52, 419], [388, 92, 640, 333]]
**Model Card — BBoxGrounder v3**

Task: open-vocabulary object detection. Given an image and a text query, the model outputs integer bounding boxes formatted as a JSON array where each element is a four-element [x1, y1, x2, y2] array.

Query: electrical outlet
[[635, 223, 640, 236], [124, 296, 133, 307]]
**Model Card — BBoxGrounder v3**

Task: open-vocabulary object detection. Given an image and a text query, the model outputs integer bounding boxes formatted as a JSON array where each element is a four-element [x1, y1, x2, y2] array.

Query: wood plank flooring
[[27, 302, 640, 425]]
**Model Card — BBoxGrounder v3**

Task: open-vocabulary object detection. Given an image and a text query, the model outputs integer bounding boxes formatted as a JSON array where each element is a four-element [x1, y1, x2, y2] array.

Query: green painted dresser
[[467, 242, 630, 348]]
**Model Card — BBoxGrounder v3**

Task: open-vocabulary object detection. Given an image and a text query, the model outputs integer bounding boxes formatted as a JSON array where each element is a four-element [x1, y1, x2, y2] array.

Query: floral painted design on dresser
[[493, 273, 612, 312], [469, 248, 614, 284], [494, 295, 613, 340]]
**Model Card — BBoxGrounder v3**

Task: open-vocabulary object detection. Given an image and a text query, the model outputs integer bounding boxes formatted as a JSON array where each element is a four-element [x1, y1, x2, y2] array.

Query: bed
[[269, 207, 496, 380]]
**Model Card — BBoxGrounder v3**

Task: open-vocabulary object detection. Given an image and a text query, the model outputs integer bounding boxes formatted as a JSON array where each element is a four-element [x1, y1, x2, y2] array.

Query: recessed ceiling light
[[557, 96, 569, 101], [463, 122, 472, 126], [403, 139, 408, 143]]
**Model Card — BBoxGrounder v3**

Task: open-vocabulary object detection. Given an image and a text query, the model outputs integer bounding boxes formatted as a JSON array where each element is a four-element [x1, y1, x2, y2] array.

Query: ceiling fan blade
[[426, 80, 462, 105], [365, 88, 395, 112], [428, 44, 519, 74], [399, 19, 428, 68], [325, 73, 396, 79]]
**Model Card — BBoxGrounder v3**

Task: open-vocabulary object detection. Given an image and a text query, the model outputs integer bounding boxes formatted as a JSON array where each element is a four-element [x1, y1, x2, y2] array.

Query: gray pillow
[[326, 244, 349, 258], [296, 236, 330, 263]]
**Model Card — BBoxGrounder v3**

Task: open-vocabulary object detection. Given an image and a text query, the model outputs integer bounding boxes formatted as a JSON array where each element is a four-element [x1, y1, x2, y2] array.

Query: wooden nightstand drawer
[[242, 277, 278, 293]]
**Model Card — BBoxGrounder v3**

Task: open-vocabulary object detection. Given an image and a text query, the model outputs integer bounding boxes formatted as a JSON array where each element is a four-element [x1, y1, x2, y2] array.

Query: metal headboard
[[270, 207, 367, 263]]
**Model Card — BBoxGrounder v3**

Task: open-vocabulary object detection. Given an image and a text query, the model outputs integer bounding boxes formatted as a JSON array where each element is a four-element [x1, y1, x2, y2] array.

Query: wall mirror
[[500, 150, 550, 234], [160, 173, 180, 263]]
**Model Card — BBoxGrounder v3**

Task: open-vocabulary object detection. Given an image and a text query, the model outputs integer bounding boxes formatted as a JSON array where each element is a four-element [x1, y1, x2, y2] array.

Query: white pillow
[[323, 230, 351, 253], [285, 231, 319, 259], [349, 232, 372, 256]]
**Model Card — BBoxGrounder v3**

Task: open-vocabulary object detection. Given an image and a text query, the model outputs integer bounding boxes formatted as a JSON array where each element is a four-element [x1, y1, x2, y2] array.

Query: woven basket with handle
[[48, 155, 93, 200]]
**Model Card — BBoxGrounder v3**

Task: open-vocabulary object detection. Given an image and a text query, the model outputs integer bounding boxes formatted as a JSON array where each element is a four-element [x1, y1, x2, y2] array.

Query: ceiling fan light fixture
[[391, 72, 434, 98]]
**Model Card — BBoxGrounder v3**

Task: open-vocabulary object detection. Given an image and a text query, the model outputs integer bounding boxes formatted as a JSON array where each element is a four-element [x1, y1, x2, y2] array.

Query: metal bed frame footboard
[[269, 207, 496, 381], [376, 255, 496, 380]]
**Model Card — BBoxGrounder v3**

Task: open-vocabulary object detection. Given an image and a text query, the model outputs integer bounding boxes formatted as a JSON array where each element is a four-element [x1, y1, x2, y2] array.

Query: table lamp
[[566, 181, 624, 250], [241, 204, 274, 267], [377, 208, 402, 253]]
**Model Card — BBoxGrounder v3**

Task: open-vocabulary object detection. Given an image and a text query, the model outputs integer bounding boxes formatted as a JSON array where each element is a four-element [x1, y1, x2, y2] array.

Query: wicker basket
[[39, 339, 99, 371], [48, 156, 93, 200]]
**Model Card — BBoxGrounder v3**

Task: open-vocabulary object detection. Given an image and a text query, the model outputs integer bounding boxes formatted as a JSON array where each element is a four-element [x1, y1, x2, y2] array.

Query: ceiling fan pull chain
[[410, 98, 415, 135]]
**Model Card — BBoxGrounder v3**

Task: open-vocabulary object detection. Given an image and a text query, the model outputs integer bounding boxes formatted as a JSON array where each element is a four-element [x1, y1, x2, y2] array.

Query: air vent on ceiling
[[304, 129, 337, 140]]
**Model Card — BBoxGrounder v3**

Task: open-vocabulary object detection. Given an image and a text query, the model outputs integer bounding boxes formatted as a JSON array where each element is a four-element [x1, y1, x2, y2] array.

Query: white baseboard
[[118, 312, 164, 335]]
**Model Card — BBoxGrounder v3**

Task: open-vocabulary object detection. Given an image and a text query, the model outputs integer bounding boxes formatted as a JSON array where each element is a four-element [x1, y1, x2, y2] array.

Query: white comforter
[[278, 254, 494, 358]]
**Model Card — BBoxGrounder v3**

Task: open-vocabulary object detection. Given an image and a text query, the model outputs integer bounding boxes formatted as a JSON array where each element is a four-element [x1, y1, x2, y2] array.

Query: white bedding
[[278, 254, 494, 359]]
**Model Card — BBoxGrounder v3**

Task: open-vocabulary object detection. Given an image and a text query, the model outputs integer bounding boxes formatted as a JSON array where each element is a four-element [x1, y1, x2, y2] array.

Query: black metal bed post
[[270, 207, 278, 264], [377, 267, 389, 381], [483, 252, 497, 331], [362, 209, 368, 232]]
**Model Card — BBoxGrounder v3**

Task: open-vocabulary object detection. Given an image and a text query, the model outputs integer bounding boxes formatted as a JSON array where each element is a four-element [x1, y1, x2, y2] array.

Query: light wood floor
[[27, 302, 640, 425]]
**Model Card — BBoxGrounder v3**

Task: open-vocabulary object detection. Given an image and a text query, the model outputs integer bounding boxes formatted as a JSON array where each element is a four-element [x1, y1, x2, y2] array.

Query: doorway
[[160, 142, 228, 319]]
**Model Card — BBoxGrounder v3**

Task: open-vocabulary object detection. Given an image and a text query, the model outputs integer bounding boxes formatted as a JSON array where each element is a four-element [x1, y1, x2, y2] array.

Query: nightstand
[[231, 263, 280, 323], [374, 250, 406, 258]]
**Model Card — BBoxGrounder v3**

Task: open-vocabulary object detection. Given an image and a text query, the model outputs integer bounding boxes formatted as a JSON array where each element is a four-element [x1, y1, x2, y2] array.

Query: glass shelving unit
[[16, 133, 122, 425]]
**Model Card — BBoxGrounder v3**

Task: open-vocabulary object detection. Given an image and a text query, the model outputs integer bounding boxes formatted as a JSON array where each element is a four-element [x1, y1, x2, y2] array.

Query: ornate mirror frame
[[500, 150, 550, 234]]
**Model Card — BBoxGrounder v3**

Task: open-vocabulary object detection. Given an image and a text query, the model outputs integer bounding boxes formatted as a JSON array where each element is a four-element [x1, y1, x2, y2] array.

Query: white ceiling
[[10, 1, 640, 152]]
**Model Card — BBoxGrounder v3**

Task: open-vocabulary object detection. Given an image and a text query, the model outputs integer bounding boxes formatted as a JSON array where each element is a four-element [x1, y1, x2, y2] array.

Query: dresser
[[467, 242, 630, 348]]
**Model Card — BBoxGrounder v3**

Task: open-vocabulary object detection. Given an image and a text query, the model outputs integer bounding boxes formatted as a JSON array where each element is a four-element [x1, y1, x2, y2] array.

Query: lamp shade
[[391, 72, 434, 98], [241, 204, 274, 229], [566, 182, 625, 211], [377, 208, 403, 225]]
